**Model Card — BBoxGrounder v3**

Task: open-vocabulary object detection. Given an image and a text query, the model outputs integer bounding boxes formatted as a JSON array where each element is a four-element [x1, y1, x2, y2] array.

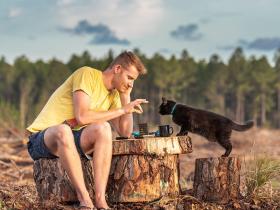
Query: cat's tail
[[231, 120, 254, 131]]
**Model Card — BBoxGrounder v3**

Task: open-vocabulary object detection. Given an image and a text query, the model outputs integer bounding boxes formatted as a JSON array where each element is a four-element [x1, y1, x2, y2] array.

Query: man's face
[[113, 64, 139, 93]]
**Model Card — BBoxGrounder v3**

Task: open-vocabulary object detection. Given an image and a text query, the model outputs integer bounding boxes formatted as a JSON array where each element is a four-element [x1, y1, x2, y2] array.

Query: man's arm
[[110, 85, 148, 137], [110, 94, 134, 137], [73, 90, 146, 126]]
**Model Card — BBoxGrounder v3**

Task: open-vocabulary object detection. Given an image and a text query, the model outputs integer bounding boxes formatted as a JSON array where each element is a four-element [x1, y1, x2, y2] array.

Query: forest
[[1, 47, 280, 134]]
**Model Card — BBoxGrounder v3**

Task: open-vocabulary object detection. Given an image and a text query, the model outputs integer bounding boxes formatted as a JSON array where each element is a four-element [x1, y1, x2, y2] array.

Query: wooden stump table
[[33, 136, 192, 204], [107, 136, 192, 203]]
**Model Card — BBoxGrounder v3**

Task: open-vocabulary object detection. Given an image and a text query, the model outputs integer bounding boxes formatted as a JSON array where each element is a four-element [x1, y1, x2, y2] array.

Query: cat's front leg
[[176, 125, 188, 136]]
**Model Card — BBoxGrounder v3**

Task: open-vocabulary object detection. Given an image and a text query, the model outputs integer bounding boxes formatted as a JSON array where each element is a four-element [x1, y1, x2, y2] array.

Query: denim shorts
[[27, 128, 92, 160]]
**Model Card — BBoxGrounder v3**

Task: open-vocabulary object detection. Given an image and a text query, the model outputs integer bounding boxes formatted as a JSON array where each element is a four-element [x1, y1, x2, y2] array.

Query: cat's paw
[[221, 154, 230, 158]]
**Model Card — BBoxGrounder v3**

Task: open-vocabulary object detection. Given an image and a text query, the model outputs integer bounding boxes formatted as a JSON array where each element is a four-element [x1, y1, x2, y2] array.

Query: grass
[[245, 156, 280, 203], [0, 201, 8, 210], [0, 200, 16, 210]]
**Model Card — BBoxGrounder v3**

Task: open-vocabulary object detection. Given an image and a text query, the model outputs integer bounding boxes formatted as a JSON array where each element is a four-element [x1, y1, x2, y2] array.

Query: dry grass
[[244, 156, 280, 204], [1, 127, 280, 209], [179, 127, 280, 187], [178, 127, 280, 209]]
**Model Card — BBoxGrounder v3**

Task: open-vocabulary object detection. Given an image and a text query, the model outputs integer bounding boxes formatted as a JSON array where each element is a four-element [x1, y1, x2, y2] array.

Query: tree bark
[[112, 136, 192, 156], [107, 154, 180, 203], [108, 136, 192, 203], [33, 136, 192, 204], [33, 158, 94, 203], [193, 157, 241, 204]]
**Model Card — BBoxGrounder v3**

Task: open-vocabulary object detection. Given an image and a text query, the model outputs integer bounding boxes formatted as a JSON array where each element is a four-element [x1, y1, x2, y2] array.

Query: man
[[26, 51, 148, 210]]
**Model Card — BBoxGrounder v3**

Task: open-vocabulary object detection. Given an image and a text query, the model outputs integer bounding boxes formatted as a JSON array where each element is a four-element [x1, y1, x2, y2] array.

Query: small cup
[[138, 123, 149, 136], [158, 125, 173, 137]]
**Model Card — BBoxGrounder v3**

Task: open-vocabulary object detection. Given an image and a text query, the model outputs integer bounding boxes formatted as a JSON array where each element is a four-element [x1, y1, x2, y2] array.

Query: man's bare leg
[[80, 122, 112, 209], [44, 124, 94, 208]]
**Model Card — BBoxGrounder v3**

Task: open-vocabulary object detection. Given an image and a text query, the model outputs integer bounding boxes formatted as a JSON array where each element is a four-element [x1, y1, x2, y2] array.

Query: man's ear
[[114, 65, 122, 74]]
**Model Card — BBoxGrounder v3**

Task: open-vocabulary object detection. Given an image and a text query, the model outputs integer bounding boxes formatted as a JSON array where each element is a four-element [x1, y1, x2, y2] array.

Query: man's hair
[[109, 51, 147, 74]]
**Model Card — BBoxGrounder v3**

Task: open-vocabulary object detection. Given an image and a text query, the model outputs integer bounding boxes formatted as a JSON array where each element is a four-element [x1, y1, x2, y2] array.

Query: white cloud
[[8, 8, 22, 18], [56, 0, 75, 6], [56, 0, 164, 38]]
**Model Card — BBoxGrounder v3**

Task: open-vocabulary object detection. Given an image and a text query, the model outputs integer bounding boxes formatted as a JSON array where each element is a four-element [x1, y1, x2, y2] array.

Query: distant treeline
[[1, 47, 280, 132]]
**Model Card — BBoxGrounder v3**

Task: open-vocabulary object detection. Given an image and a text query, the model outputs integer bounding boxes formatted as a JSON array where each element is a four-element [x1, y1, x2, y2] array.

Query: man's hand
[[122, 86, 133, 96], [122, 99, 148, 114], [119, 86, 132, 102]]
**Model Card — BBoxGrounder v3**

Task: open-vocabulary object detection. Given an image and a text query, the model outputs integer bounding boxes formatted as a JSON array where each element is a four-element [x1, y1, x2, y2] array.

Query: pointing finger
[[134, 99, 149, 104], [133, 108, 143, 114], [135, 104, 143, 113]]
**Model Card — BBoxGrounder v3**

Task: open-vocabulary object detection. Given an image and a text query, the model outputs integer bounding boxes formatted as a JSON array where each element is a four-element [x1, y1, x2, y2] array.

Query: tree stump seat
[[33, 157, 94, 203], [33, 136, 192, 203], [193, 157, 241, 204]]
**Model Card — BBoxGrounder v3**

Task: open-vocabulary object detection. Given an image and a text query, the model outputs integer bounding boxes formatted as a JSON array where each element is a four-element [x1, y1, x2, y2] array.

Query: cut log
[[33, 158, 94, 203], [33, 136, 192, 204], [107, 154, 179, 203], [112, 136, 192, 156], [107, 136, 192, 203], [193, 157, 241, 204]]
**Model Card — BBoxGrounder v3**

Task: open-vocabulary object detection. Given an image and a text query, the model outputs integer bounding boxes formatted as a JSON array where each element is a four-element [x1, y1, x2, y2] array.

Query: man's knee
[[92, 122, 111, 135], [53, 124, 74, 147]]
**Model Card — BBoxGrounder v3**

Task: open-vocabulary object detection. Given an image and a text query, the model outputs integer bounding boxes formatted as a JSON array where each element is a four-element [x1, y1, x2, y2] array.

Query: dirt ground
[[0, 127, 279, 209], [179, 127, 280, 189]]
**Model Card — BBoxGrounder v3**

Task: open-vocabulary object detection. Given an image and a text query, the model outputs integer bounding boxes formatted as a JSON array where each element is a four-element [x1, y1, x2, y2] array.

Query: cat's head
[[159, 97, 176, 115]]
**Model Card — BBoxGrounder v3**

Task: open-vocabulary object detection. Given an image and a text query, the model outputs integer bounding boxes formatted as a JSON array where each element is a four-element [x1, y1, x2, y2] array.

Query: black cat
[[159, 97, 254, 157]]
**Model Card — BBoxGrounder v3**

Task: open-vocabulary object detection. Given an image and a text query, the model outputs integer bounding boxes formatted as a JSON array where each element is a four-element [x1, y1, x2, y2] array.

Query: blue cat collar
[[171, 104, 177, 115]]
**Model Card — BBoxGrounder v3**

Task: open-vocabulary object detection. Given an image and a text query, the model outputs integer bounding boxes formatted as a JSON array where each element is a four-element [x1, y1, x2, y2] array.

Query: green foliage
[[0, 48, 280, 130], [0, 100, 20, 129], [0, 57, 14, 102], [203, 54, 228, 113], [0, 200, 4, 209], [245, 156, 280, 200]]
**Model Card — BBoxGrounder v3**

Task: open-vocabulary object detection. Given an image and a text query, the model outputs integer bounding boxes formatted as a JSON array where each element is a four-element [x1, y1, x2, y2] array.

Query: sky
[[1, 0, 280, 65]]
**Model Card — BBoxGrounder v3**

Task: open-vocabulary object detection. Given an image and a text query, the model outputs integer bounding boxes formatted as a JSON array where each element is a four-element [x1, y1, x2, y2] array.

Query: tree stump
[[193, 157, 241, 204], [33, 158, 94, 203], [107, 136, 192, 203], [33, 136, 192, 204]]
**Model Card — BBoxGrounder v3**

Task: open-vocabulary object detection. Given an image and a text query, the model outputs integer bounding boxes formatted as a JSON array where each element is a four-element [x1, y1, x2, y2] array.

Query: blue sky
[[1, 0, 280, 64]]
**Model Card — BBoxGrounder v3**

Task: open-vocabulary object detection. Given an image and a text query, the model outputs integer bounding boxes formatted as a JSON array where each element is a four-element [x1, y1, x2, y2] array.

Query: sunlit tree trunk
[[277, 88, 280, 128], [260, 93, 266, 126], [19, 83, 31, 130], [253, 113, 258, 127], [235, 92, 244, 123], [217, 94, 225, 115], [158, 88, 164, 125]]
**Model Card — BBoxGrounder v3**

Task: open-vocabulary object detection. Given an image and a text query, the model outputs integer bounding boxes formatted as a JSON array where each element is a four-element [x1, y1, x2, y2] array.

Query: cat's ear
[[162, 97, 167, 104]]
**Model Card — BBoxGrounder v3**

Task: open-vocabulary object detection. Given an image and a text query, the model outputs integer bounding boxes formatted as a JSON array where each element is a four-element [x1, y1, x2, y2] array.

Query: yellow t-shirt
[[27, 66, 121, 133]]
